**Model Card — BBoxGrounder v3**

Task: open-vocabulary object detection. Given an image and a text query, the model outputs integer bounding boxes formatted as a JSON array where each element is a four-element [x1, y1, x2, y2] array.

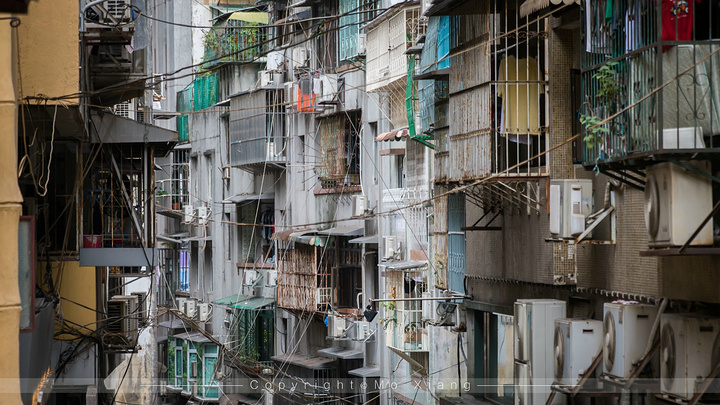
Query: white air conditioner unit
[[553, 318, 603, 386], [328, 316, 347, 338], [549, 179, 593, 239], [659, 127, 705, 149], [183, 205, 195, 223], [645, 161, 713, 247], [514, 299, 566, 405], [259, 70, 279, 88], [266, 270, 278, 287], [284, 82, 294, 107], [603, 303, 659, 379], [176, 297, 187, 312], [197, 206, 209, 225], [108, 295, 139, 346], [198, 303, 211, 323], [383, 236, 398, 260], [244, 269, 259, 286], [292, 48, 310, 69], [358, 33, 367, 55], [352, 195, 368, 217], [266, 141, 277, 159], [184, 299, 197, 319], [660, 313, 720, 400], [356, 320, 373, 341]]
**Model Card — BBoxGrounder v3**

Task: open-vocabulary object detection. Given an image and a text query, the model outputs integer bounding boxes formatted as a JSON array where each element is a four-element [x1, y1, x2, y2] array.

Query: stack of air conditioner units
[[602, 303, 659, 380], [553, 318, 603, 387], [514, 299, 566, 405], [660, 313, 720, 400], [644, 161, 713, 247], [108, 295, 140, 346], [549, 179, 593, 239]]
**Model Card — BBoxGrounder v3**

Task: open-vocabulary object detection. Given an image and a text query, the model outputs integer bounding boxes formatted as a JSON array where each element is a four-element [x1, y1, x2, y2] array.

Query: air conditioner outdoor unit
[[197, 206, 209, 225], [266, 270, 278, 286], [549, 179, 593, 239], [108, 295, 139, 346], [514, 299, 566, 405], [553, 318, 603, 386], [190, 380, 198, 396], [292, 48, 310, 69], [660, 313, 720, 400], [603, 303, 659, 379], [356, 320, 373, 341], [358, 33, 367, 55], [383, 236, 398, 260], [184, 299, 197, 319], [284, 82, 294, 107], [328, 316, 347, 338], [198, 303, 211, 323], [176, 297, 187, 312], [244, 269, 259, 286], [130, 291, 147, 325], [645, 161, 713, 247], [259, 70, 278, 88], [352, 195, 368, 217], [183, 205, 195, 223]]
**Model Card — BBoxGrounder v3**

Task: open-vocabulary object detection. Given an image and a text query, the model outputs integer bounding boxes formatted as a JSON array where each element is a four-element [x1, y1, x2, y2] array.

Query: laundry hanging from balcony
[[497, 55, 541, 145]]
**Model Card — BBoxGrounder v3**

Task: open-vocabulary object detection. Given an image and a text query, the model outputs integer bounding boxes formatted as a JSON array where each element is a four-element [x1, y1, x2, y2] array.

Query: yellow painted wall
[[16, 0, 78, 101], [39, 261, 97, 340]]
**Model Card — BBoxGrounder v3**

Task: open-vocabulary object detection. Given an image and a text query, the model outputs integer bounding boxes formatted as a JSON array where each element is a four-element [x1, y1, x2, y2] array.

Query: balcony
[[202, 14, 269, 68], [580, 0, 720, 170], [229, 89, 286, 173]]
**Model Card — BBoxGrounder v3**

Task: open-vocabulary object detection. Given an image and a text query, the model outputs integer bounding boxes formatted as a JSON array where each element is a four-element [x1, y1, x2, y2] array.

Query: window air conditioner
[[183, 205, 195, 223], [549, 179, 593, 239], [383, 236, 398, 260], [553, 318, 603, 386], [352, 195, 368, 217], [645, 161, 713, 247]]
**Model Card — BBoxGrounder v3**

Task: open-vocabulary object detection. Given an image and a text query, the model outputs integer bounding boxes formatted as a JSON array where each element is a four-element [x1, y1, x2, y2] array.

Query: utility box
[[549, 179, 593, 239]]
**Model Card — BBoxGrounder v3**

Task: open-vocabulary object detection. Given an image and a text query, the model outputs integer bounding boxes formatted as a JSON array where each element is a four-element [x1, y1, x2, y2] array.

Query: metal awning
[[89, 111, 178, 157], [388, 345, 427, 375], [222, 192, 274, 204], [231, 296, 275, 310], [228, 12, 269, 24], [348, 366, 381, 378], [317, 347, 365, 360], [382, 261, 428, 271], [173, 332, 212, 343], [271, 228, 313, 241], [519, 0, 579, 17], [375, 128, 409, 142], [271, 353, 336, 370], [214, 294, 248, 306], [349, 235, 378, 244], [317, 226, 365, 236], [158, 319, 190, 329]]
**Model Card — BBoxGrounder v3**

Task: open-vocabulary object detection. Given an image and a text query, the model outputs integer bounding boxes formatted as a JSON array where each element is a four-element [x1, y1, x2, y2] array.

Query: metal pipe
[[643, 298, 667, 357], [371, 296, 469, 303]]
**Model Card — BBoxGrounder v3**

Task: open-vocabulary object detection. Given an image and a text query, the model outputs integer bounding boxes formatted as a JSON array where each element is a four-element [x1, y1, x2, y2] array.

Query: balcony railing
[[203, 22, 268, 68], [581, 0, 720, 166]]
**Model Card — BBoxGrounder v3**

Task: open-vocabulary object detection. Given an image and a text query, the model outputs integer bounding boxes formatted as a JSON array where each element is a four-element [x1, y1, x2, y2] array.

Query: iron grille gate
[[447, 192, 466, 293]]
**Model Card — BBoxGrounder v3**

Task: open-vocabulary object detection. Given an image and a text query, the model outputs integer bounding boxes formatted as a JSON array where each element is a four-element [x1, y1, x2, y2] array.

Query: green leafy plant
[[594, 61, 620, 100], [581, 61, 620, 148], [579, 113, 609, 148]]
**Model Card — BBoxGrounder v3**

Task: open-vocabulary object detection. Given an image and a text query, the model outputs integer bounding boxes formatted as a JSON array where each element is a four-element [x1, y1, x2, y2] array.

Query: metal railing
[[581, 0, 720, 165]]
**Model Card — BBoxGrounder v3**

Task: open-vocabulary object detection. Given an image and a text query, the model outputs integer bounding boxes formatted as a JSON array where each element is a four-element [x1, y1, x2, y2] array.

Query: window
[[447, 193, 466, 293], [317, 112, 362, 189], [202, 345, 219, 399], [235, 307, 275, 362], [178, 247, 190, 292], [174, 341, 184, 387]]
